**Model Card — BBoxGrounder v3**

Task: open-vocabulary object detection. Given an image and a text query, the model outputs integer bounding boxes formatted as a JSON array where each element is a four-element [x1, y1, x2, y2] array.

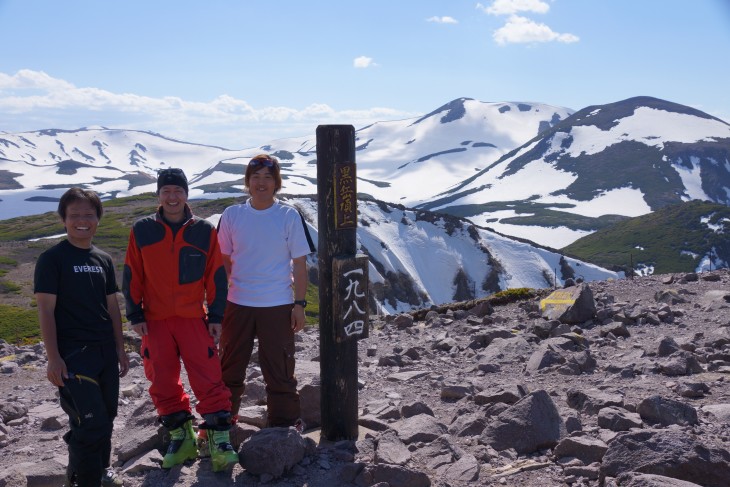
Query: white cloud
[[0, 69, 415, 148], [493, 15, 579, 45], [477, 0, 550, 16], [353, 56, 377, 68], [426, 16, 458, 24]]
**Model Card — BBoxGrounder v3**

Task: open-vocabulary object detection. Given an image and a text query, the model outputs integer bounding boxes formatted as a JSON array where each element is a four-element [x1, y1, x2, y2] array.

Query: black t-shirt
[[34, 239, 118, 345]]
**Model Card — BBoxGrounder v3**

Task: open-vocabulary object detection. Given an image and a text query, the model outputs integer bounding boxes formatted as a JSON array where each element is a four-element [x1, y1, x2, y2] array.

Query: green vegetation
[[488, 287, 537, 305], [304, 282, 320, 326], [440, 200, 629, 233], [0, 193, 321, 344], [0, 281, 21, 294], [0, 304, 40, 344], [0, 255, 18, 278], [563, 200, 730, 274], [0, 212, 64, 242]]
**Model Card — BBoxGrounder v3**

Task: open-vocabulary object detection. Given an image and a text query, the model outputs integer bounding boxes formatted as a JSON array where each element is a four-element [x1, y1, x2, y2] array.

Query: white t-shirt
[[217, 199, 314, 307]]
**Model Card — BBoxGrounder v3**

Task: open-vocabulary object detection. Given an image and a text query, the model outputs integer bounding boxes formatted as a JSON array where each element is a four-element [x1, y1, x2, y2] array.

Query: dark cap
[[157, 168, 188, 194]]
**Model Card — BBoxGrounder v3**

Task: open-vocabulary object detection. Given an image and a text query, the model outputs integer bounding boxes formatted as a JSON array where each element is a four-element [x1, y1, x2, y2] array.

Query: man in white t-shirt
[[217, 154, 315, 429]]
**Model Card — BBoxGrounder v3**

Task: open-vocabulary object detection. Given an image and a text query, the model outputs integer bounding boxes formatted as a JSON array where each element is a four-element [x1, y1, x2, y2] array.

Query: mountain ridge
[[421, 96, 730, 247], [1, 95, 728, 268]]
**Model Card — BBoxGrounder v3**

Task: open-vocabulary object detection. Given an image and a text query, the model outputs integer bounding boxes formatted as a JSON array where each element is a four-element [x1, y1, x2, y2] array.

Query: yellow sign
[[540, 290, 576, 311]]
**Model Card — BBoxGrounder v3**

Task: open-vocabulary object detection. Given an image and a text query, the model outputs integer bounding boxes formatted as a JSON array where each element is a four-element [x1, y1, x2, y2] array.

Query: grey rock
[[658, 336, 680, 357], [440, 382, 472, 401], [599, 321, 631, 338], [442, 453, 479, 482], [448, 412, 486, 437], [564, 463, 600, 480], [597, 406, 643, 431], [374, 430, 411, 466], [473, 384, 527, 406], [540, 284, 596, 323], [701, 403, 730, 423], [0, 362, 19, 374], [655, 289, 688, 305], [659, 351, 704, 376], [121, 449, 165, 474], [600, 429, 730, 487], [525, 345, 565, 373], [0, 402, 27, 423], [392, 414, 447, 444], [355, 464, 430, 487], [114, 399, 164, 463], [637, 395, 698, 426], [298, 375, 321, 429], [240, 427, 313, 477], [477, 336, 533, 364], [479, 389, 565, 454], [674, 381, 710, 398], [28, 402, 65, 431], [566, 388, 624, 415], [6, 459, 66, 487], [553, 436, 608, 464], [468, 328, 514, 349], [387, 370, 429, 382], [400, 401, 433, 418], [0, 469, 26, 487], [393, 314, 415, 329], [358, 414, 391, 432], [618, 473, 704, 486]]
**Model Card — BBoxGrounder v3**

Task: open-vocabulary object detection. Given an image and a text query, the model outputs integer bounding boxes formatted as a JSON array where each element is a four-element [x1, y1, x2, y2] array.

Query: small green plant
[[0, 280, 21, 294], [0, 256, 18, 266], [488, 287, 535, 305], [0, 304, 40, 344], [304, 282, 320, 326], [0, 256, 19, 278]]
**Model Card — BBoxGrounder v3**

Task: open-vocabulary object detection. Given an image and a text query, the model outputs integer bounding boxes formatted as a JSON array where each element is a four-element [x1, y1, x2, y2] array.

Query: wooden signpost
[[316, 125, 368, 441]]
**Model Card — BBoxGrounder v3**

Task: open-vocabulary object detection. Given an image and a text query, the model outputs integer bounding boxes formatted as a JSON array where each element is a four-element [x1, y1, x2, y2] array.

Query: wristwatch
[[294, 299, 307, 308]]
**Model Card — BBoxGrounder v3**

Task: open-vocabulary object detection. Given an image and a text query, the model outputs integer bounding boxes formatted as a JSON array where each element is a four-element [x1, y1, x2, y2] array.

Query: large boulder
[[600, 429, 730, 487], [539, 284, 596, 323], [479, 389, 565, 454], [240, 427, 315, 477], [637, 396, 698, 427]]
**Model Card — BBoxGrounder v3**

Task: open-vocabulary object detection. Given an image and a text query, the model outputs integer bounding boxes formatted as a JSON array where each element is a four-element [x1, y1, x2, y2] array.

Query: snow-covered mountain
[[2, 96, 728, 252], [419, 97, 730, 248], [0, 98, 571, 220], [212, 195, 619, 314]]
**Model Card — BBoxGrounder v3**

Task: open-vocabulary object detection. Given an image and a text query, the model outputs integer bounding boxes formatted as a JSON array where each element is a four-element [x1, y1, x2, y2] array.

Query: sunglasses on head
[[248, 157, 276, 168]]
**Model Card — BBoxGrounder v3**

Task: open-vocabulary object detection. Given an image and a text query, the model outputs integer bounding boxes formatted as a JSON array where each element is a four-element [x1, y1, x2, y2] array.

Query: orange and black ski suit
[[122, 205, 231, 416]]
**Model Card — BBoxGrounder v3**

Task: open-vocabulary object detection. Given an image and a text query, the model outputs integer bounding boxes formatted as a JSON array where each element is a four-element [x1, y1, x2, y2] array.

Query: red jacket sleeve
[[122, 228, 146, 324], [204, 226, 228, 323]]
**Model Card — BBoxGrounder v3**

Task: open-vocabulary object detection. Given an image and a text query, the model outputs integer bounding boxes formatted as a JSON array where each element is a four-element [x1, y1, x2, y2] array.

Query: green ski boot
[[202, 411, 238, 472], [161, 418, 198, 468], [209, 429, 238, 472]]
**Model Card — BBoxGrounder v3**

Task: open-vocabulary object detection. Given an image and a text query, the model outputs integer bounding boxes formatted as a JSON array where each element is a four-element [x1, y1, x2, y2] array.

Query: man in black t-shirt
[[34, 188, 129, 487]]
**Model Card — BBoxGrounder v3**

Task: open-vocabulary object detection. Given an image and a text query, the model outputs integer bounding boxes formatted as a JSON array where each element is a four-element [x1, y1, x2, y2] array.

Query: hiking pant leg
[[256, 304, 300, 427], [220, 301, 257, 417], [142, 318, 190, 416], [59, 344, 114, 487], [174, 317, 232, 415], [98, 341, 120, 470]]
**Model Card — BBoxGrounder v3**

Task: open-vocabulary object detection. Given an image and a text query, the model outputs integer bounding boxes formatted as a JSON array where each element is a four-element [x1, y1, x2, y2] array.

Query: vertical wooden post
[[317, 125, 359, 441]]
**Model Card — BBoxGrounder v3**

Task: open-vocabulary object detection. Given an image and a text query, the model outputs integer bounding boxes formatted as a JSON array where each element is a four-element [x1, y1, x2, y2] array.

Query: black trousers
[[58, 341, 119, 487]]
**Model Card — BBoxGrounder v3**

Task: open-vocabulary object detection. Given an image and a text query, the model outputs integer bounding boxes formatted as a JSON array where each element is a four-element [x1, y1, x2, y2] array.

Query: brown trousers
[[219, 301, 299, 427]]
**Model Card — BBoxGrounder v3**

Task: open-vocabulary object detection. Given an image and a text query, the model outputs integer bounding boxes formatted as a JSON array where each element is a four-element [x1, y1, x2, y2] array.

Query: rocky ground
[[1, 270, 730, 487]]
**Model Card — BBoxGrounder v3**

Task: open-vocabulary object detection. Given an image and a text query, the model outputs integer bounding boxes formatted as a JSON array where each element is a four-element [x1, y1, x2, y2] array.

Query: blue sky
[[1, 0, 729, 149]]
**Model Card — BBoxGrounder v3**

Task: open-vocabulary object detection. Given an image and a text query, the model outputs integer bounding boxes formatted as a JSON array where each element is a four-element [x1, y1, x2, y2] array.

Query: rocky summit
[[1, 270, 729, 487]]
